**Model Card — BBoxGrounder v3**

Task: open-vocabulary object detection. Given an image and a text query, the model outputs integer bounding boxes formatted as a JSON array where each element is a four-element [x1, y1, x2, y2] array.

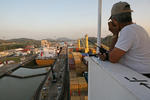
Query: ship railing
[[87, 57, 150, 100]]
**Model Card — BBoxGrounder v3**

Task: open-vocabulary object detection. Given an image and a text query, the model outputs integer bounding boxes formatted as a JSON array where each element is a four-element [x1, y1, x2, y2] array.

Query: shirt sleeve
[[115, 28, 134, 52]]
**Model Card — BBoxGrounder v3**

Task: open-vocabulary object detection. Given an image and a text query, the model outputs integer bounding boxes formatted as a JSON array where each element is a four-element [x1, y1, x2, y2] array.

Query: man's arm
[[109, 47, 126, 63], [99, 19, 125, 62], [99, 47, 126, 63]]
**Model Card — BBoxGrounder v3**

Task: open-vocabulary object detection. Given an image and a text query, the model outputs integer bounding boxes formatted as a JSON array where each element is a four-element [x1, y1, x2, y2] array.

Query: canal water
[[0, 67, 49, 100], [11, 67, 50, 77]]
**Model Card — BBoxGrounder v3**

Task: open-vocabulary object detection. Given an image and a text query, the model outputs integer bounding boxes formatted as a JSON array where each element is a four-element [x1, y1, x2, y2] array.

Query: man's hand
[[98, 53, 107, 61], [108, 19, 120, 50], [108, 19, 119, 36]]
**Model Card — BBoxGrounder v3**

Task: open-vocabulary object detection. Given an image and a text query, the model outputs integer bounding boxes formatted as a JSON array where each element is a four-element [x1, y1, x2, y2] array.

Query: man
[[99, 1, 150, 77]]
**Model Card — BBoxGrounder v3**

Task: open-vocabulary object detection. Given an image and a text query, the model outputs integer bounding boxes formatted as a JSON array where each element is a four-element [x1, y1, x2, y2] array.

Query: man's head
[[108, 2, 133, 35], [109, 1, 133, 24]]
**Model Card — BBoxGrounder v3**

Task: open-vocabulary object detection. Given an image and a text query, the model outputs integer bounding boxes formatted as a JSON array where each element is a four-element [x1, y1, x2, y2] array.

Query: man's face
[[108, 18, 120, 35]]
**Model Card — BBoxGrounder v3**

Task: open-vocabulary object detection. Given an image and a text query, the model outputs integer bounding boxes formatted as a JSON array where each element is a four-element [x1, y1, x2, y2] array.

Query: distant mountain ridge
[[0, 38, 41, 51], [0, 38, 40, 46], [0, 39, 7, 44], [45, 37, 73, 42], [0, 37, 73, 43], [7, 38, 39, 42], [56, 37, 72, 41]]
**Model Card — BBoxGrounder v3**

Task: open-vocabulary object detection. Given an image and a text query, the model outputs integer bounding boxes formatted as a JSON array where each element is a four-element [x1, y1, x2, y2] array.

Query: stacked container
[[68, 51, 88, 100], [69, 53, 76, 70], [71, 96, 88, 100], [70, 77, 88, 96], [72, 52, 88, 76]]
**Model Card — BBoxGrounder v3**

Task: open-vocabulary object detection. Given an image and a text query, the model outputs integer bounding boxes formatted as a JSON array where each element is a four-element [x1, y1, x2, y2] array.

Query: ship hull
[[36, 59, 55, 66]]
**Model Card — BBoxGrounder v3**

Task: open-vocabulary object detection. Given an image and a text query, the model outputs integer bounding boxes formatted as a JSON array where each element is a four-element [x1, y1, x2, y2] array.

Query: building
[[41, 40, 50, 47]]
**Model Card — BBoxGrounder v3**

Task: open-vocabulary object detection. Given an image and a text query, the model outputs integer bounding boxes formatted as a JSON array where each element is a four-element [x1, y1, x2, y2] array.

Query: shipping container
[[76, 48, 79, 52], [72, 52, 82, 58], [74, 57, 82, 65], [71, 96, 88, 100], [69, 58, 75, 65], [69, 54, 73, 59], [69, 64, 76, 70], [76, 65, 88, 76], [71, 96, 80, 100], [70, 71, 77, 78], [70, 79, 79, 91], [84, 96, 88, 100], [69, 48, 74, 52], [78, 77, 88, 91], [70, 77, 88, 92]]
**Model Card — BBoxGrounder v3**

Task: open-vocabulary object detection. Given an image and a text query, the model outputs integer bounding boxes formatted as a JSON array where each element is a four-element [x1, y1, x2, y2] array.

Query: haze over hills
[[0, 38, 40, 45], [0, 37, 74, 43], [0, 35, 112, 47], [56, 37, 73, 41], [7, 38, 38, 42], [45, 37, 73, 42], [0, 39, 7, 43], [0, 37, 75, 51], [0, 38, 41, 51]]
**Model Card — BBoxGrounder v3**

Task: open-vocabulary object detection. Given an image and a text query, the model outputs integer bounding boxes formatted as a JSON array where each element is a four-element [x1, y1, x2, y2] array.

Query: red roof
[[21, 49, 30, 52], [25, 45, 34, 49]]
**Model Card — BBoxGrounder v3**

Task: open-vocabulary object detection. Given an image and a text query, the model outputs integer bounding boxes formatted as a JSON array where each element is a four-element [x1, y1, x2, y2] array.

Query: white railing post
[[97, 0, 102, 53]]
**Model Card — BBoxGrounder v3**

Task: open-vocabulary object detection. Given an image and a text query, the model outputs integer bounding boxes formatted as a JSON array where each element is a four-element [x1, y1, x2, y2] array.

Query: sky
[[0, 0, 150, 40]]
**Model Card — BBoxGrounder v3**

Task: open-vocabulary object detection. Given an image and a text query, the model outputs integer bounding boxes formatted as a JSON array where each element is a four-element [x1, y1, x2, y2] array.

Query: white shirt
[[115, 24, 150, 74]]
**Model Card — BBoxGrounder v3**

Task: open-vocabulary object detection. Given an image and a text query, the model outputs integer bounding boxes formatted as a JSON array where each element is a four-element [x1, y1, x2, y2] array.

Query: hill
[[0, 38, 41, 51], [83, 36, 112, 47], [6, 38, 40, 46], [56, 37, 72, 42], [0, 39, 8, 44], [45, 37, 72, 42], [101, 35, 112, 47], [45, 38, 55, 42]]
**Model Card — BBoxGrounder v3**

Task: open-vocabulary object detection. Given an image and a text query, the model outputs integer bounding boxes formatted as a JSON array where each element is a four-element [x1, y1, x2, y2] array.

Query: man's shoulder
[[122, 24, 144, 32], [120, 24, 144, 36]]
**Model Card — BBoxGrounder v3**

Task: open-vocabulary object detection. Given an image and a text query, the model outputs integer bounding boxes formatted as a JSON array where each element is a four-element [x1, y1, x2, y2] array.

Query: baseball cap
[[109, 1, 133, 19]]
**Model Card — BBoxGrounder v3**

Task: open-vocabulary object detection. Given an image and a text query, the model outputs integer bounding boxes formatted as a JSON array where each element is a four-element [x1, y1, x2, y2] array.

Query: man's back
[[115, 24, 150, 74]]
